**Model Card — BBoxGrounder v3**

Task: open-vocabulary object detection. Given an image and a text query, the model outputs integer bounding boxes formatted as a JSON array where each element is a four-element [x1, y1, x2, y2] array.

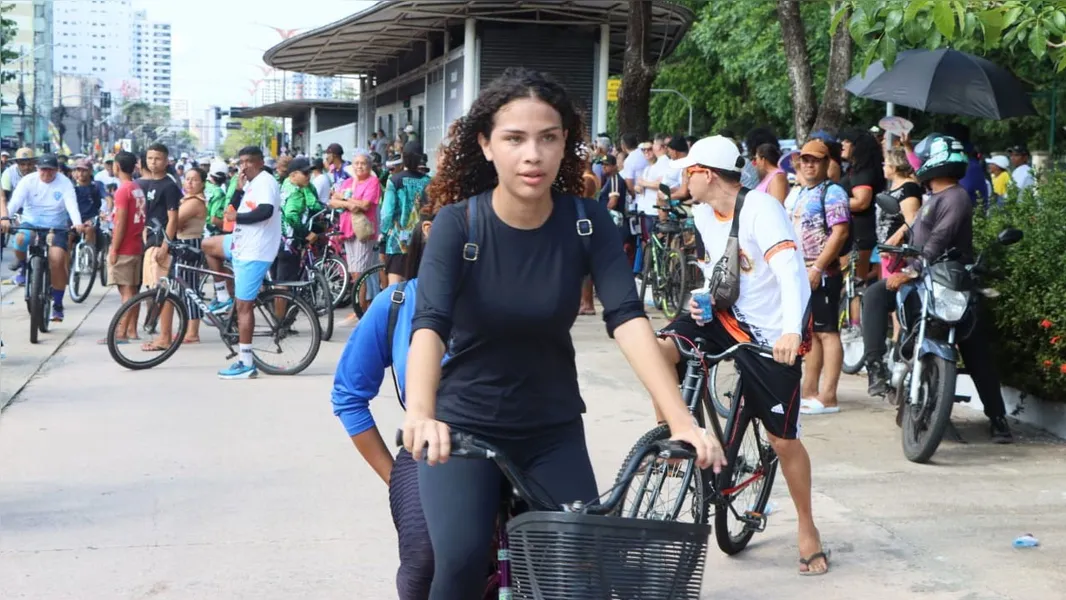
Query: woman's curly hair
[[425, 67, 588, 213]]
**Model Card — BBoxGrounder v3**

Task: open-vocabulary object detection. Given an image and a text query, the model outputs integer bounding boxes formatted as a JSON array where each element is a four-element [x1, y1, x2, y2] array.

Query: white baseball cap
[[989, 155, 1010, 170], [209, 160, 228, 177], [404, 124, 415, 133], [669, 135, 745, 173]]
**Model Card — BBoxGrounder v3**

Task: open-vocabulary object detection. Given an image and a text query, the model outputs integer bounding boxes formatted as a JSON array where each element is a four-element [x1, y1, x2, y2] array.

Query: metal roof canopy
[[263, 0, 694, 77], [236, 99, 360, 119]]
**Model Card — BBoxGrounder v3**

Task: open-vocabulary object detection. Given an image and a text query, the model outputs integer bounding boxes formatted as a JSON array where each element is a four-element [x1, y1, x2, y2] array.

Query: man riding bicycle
[[657, 136, 831, 575], [0, 153, 89, 322]]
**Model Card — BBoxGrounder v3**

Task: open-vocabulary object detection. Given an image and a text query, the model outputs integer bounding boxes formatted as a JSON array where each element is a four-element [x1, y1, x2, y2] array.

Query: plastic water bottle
[[1013, 534, 1039, 548]]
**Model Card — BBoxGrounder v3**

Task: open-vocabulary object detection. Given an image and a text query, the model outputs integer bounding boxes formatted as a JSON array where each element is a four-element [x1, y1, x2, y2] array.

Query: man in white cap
[[654, 136, 831, 575], [403, 124, 418, 146]]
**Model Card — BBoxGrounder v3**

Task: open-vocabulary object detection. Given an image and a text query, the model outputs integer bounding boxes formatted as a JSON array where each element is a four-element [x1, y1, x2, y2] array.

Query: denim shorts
[[9, 222, 70, 253]]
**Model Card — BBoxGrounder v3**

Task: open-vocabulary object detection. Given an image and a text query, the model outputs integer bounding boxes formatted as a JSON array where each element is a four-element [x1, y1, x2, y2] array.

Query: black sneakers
[[866, 362, 890, 397], [990, 416, 1014, 444]]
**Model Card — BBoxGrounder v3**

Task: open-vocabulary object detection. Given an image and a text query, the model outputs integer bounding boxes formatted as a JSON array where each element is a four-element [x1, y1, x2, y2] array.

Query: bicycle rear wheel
[[612, 424, 708, 525], [68, 242, 96, 303], [839, 295, 865, 375], [97, 234, 110, 286], [251, 289, 321, 375], [350, 264, 385, 319], [714, 411, 779, 555], [309, 270, 334, 342], [709, 360, 739, 418], [107, 288, 188, 370], [315, 255, 349, 309], [662, 249, 687, 319]]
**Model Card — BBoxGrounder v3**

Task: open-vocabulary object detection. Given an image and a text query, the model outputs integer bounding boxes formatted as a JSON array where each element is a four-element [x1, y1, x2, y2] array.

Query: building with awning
[[263, 0, 693, 165], [234, 99, 359, 157]]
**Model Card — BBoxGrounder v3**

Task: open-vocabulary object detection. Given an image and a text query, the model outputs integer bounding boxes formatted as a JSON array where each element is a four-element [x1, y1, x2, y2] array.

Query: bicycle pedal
[[225, 351, 237, 360], [741, 511, 768, 532]]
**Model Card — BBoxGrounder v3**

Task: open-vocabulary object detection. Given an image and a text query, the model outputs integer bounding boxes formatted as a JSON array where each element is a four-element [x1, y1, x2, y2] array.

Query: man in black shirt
[[138, 143, 182, 352], [862, 135, 1012, 442]]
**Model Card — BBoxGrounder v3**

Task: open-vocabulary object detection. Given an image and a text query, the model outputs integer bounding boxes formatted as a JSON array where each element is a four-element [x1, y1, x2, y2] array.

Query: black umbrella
[[845, 49, 1036, 120]]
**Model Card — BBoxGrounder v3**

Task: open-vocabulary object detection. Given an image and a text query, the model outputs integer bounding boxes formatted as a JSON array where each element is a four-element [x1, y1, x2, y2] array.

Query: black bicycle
[[613, 334, 779, 556], [266, 236, 335, 342], [67, 217, 100, 303], [106, 221, 322, 375], [397, 430, 711, 599], [11, 224, 71, 343]]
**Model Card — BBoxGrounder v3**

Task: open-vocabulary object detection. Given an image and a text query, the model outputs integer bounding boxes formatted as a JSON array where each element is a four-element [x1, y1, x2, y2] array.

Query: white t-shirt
[[621, 151, 649, 185], [312, 172, 331, 205], [93, 169, 118, 190], [1012, 164, 1034, 194], [231, 170, 282, 263], [637, 155, 682, 216], [692, 189, 809, 346], [7, 171, 82, 229]]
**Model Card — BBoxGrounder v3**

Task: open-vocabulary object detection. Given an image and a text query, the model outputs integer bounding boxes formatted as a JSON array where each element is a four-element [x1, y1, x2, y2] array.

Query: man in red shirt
[[105, 151, 146, 343]]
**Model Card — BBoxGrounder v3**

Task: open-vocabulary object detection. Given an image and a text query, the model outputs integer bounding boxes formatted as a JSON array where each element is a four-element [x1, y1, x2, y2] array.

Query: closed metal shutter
[[479, 25, 595, 121]]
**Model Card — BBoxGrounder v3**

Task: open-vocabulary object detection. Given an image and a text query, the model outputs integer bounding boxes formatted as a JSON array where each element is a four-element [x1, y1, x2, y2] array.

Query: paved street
[[1, 287, 1065, 599]]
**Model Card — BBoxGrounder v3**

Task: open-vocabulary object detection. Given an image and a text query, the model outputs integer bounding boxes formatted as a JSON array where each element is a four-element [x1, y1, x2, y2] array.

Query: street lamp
[[651, 88, 694, 137]]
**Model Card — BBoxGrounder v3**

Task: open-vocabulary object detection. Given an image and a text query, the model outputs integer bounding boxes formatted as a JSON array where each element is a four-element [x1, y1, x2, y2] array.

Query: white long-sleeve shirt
[[691, 189, 809, 345], [6, 171, 82, 229]]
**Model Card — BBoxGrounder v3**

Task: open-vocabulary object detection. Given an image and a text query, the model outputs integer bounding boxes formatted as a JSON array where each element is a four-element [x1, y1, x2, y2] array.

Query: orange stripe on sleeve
[[764, 240, 797, 262]]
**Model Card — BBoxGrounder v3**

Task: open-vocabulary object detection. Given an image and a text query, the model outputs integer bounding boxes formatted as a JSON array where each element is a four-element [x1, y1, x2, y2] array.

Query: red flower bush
[[1041, 319, 1054, 329]]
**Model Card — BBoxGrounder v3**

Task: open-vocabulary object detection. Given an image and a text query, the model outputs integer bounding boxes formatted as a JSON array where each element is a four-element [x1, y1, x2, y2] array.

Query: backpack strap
[[463, 194, 481, 262], [573, 195, 593, 261], [386, 280, 408, 407], [730, 188, 748, 238]]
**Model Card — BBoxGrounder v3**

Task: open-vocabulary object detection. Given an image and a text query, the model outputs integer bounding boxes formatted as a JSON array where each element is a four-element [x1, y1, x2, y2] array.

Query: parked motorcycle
[[875, 194, 1023, 463]]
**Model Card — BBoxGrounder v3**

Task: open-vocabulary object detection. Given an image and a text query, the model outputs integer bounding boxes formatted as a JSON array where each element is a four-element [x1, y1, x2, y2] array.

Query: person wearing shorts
[[218, 146, 282, 380], [659, 135, 831, 576], [101, 151, 145, 343], [789, 140, 850, 415]]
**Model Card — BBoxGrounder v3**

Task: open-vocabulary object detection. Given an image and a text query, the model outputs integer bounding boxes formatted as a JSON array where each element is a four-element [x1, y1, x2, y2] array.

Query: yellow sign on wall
[[607, 79, 622, 102]]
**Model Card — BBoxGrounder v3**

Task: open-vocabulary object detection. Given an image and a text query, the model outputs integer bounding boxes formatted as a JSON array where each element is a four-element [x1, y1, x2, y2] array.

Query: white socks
[[239, 343, 253, 367], [215, 282, 231, 302]]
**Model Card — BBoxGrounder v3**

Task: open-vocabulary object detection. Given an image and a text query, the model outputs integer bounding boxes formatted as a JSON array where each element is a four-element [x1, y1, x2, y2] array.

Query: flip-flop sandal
[[141, 342, 169, 352], [98, 338, 129, 345], [800, 399, 841, 415], [799, 549, 831, 576], [182, 338, 201, 344]]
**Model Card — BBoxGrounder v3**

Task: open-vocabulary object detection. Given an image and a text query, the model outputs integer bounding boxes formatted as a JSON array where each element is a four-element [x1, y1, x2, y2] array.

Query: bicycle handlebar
[[665, 337, 773, 363], [394, 429, 697, 515], [654, 204, 687, 219], [876, 243, 921, 257]]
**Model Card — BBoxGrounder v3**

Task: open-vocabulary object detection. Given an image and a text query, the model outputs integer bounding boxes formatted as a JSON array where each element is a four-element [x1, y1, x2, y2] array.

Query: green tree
[[1, 2, 19, 88], [219, 117, 279, 159], [838, 0, 1066, 71]]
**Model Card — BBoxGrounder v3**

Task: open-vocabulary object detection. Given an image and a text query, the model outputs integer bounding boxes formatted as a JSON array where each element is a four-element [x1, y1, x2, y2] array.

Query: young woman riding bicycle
[[400, 68, 724, 599]]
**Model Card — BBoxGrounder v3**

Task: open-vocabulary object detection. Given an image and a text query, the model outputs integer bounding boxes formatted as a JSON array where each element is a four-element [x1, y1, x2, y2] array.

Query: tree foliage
[[0, 2, 19, 88], [219, 117, 278, 159], [839, 0, 1066, 71]]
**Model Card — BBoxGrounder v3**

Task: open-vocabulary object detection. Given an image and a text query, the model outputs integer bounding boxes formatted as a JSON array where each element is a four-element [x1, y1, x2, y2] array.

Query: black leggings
[[390, 449, 434, 600], [417, 419, 598, 600], [862, 278, 1007, 418]]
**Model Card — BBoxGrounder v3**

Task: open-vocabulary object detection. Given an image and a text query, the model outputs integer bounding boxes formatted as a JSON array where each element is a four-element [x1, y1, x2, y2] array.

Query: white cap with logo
[[669, 135, 745, 173]]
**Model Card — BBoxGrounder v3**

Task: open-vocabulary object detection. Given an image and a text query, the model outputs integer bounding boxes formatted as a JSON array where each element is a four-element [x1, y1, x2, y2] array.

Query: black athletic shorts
[[271, 250, 302, 282], [660, 313, 802, 440], [384, 253, 407, 276], [810, 272, 843, 333]]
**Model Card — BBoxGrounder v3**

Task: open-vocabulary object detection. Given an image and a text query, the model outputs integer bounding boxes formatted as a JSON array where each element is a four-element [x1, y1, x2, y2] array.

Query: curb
[[0, 286, 112, 412], [955, 374, 1066, 439]]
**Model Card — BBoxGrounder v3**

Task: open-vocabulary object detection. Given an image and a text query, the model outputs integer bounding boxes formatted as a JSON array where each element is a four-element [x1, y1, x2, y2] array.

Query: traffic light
[[214, 107, 222, 121], [100, 92, 111, 110]]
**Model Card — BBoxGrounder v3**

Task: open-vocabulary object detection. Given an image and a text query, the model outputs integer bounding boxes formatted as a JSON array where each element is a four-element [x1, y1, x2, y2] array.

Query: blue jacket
[[332, 280, 418, 436]]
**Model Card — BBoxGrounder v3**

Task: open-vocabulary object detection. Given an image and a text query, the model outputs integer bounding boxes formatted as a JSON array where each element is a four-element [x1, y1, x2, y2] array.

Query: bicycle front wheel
[[839, 295, 865, 375], [251, 289, 322, 375], [97, 234, 110, 287], [611, 424, 708, 525], [662, 249, 687, 319], [709, 359, 739, 419], [107, 288, 188, 370], [714, 412, 779, 555], [68, 243, 96, 303], [310, 270, 334, 342], [28, 258, 45, 343], [315, 255, 349, 309]]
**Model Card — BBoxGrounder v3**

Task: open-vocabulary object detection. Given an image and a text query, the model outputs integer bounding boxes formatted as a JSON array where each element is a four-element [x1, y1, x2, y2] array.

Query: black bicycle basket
[[506, 511, 711, 599]]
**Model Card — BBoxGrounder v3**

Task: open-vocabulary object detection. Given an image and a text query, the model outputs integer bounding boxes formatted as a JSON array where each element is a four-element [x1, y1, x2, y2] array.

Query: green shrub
[[973, 170, 1066, 402]]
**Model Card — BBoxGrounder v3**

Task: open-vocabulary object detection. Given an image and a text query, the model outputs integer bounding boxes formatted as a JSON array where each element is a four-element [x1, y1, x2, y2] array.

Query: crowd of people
[[0, 65, 1034, 597]]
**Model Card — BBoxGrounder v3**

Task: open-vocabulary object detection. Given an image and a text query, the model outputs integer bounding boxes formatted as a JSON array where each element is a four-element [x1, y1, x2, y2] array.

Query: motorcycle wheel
[[901, 355, 956, 463]]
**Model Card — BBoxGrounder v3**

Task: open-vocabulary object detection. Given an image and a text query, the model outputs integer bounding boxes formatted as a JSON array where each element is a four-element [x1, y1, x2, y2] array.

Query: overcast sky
[[132, 0, 377, 119]]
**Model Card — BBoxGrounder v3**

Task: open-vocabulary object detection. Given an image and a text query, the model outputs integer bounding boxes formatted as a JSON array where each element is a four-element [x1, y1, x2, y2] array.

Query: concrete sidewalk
[[0, 298, 1064, 599]]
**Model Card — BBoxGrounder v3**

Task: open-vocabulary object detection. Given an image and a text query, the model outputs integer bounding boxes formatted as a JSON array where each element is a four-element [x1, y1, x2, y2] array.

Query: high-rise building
[[131, 10, 173, 106], [257, 79, 284, 106], [52, 0, 135, 95], [2, 0, 54, 150], [285, 73, 336, 101]]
